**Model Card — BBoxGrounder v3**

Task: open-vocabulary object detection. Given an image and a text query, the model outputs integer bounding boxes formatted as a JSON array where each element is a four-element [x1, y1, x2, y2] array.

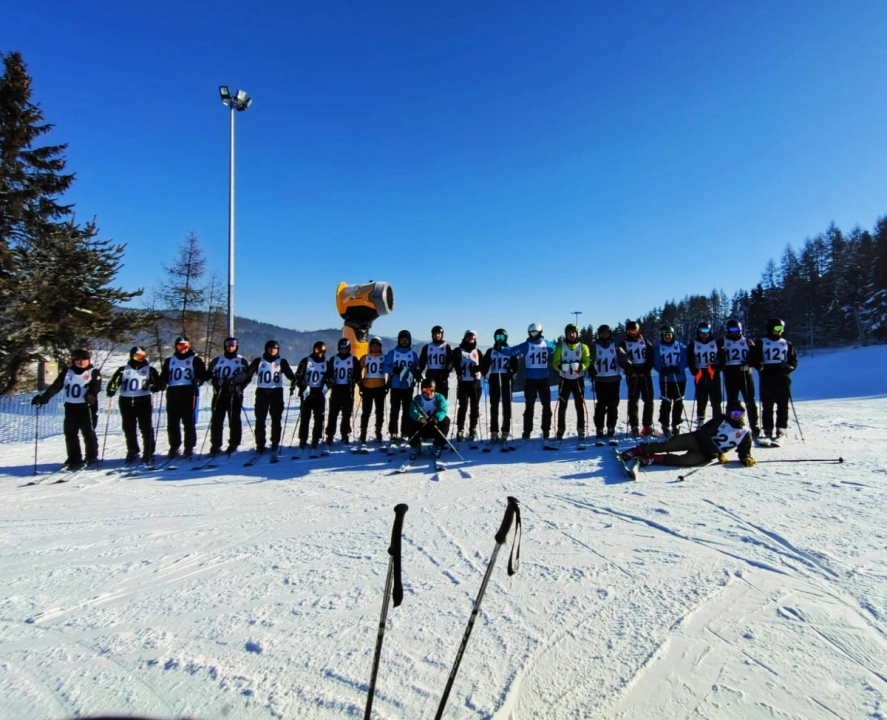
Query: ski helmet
[[72, 349, 90, 362], [597, 324, 611, 337], [725, 319, 742, 338], [224, 337, 238, 349], [493, 328, 508, 343], [660, 325, 675, 338], [398, 329, 412, 344], [564, 323, 579, 337], [265, 340, 280, 353], [766, 317, 785, 334], [313, 340, 327, 353], [527, 322, 543, 338], [129, 346, 147, 361], [337, 338, 351, 353], [420, 377, 436, 390], [431, 325, 444, 337], [625, 321, 640, 337], [369, 336, 383, 349], [463, 329, 477, 340], [174, 336, 190, 348], [697, 321, 712, 336]]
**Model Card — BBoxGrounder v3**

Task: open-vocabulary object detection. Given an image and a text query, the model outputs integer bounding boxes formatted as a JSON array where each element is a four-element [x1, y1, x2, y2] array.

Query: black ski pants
[[166, 387, 198, 454], [359, 386, 387, 442], [487, 373, 513, 436], [326, 384, 354, 441], [522, 378, 552, 437], [592, 379, 620, 434], [658, 377, 686, 432], [409, 417, 451, 449], [556, 377, 587, 437], [63, 402, 99, 464], [723, 369, 759, 432], [119, 396, 154, 458], [626, 374, 654, 430], [693, 371, 722, 422], [456, 380, 481, 434], [298, 389, 326, 447], [211, 389, 243, 450], [388, 387, 414, 441], [760, 374, 791, 435], [639, 430, 716, 467], [255, 388, 285, 450]]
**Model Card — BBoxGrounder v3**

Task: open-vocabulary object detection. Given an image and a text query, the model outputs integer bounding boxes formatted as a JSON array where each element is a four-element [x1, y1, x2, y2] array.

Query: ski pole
[[364, 503, 409, 720], [199, 391, 218, 456], [280, 390, 294, 450], [755, 457, 842, 464], [677, 458, 719, 482], [153, 391, 164, 460], [33, 404, 40, 476], [435, 496, 521, 720], [99, 395, 113, 468], [241, 401, 255, 443], [788, 388, 804, 442]]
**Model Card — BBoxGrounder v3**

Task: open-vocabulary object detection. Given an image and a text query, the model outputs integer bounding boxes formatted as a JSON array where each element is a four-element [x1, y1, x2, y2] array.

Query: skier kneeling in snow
[[408, 378, 451, 461], [620, 400, 755, 468]]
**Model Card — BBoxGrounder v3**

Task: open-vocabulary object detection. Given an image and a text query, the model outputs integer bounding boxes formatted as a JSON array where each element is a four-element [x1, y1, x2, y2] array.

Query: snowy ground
[[0, 346, 885, 719]]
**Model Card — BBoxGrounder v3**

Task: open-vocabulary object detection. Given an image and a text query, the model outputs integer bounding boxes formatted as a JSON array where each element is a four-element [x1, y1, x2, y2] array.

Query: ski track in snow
[[0, 347, 886, 719]]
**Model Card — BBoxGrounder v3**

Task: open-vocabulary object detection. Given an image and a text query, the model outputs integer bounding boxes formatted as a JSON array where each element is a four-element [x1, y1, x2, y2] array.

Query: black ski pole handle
[[389, 503, 408, 607], [495, 496, 520, 545]]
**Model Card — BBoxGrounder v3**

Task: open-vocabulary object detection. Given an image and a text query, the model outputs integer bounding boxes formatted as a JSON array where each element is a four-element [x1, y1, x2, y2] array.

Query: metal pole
[[228, 104, 236, 337]]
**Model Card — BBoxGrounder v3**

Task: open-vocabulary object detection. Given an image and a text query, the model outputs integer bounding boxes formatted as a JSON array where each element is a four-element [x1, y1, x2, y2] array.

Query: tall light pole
[[219, 86, 252, 337], [572, 310, 582, 328]]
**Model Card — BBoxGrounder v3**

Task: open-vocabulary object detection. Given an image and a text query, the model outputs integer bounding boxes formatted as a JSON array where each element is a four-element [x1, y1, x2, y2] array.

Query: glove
[[85, 394, 96, 404], [742, 457, 756, 468], [31, 395, 46, 406], [412, 368, 423, 383], [693, 369, 703, 382], [718, 453, 728, 464], [107, 389, 116, 397], [289, 383, 296, 396]]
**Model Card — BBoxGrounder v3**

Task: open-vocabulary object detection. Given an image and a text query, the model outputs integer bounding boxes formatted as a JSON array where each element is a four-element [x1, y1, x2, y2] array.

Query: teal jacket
[[409, 392, 448, 423]]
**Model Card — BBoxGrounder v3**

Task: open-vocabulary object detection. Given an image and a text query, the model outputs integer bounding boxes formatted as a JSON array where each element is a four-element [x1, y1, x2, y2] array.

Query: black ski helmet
[[431, 325, 444, 337], [597, 324, 611, 337], [313, 340, 327, 353], [697, 321, 712, 336], [71, 349, 90, 362], [660, 325, 675, 337], [420, 377, 436, 390], [129, 346, 147, 361], [625, 321, 640, 336], [766, 317, 785, 334], [493, 328, 508, 342], [725, 319, 742, 338], [265, 340, 280, 352], [564, 323, 579, 337], [398, 329, 412, 344], [337, 338, 351, 353], [174, 336, 190, 347]]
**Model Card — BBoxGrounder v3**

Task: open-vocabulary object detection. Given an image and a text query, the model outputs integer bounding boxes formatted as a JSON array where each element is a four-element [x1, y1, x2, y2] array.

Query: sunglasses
[[729, 410, 745, 420], [772, 325, 784, 332]]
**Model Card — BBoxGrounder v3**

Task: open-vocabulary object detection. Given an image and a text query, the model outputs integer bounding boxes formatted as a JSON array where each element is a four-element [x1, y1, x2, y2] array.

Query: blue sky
[[5, 1, 886, 346]]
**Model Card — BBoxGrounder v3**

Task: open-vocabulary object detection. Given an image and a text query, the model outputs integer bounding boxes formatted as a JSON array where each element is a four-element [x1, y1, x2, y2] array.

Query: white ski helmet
[[527, 322, 543, 338]]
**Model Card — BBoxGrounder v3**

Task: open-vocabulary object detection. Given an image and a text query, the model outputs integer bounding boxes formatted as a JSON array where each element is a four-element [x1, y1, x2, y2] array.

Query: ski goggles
[[772, 325, 784, 332], [494, 333, 507, 342], [421, 387, 435, 395], [224, 340, 238, 348], [175, 341, 190, 349], [728, 409, 746, 420], [132, 350, 147, 361], [698, 327, 711, 334]]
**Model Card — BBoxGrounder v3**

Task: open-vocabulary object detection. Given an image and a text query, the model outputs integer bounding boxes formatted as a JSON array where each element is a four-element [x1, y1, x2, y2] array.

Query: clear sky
[[5, 1, 886, 345]]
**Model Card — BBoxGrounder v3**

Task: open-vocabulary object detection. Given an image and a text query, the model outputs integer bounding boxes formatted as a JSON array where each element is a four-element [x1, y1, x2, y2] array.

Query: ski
[[576, 440, 589, 451], [614, 447, 638, 481], [243, 450, 268, 467], [54, 463, 99, 484], [543, 440, 561, 451], [393, 459, 414, 474]]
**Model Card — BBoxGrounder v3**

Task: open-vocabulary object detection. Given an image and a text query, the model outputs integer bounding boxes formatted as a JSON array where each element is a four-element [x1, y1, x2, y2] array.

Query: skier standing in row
[[107, 346, 164, 463], [208, 337, 250, 456], [688, 321, 721, 426], [452, 330, 483, 442], [751, 317, 798, 443], [502, 323, 555, 440], [243, 340, 296, 454], [31, 349, 102, 469], [653, 325, 688, 437], [551, 323, 590, 442], [384, 330, 420, 446], [326, 338, 359, 446], [480, 328, 518, 443], [619, 321, 654, 437], [408, 378, 450, 460], [159, 336, 206, 460], [358, 336, 388, 447], [295, 341, 332, 451], [718, 319, 760, 439], [418, 326, 453, 402], [590, 324, 623, 441]]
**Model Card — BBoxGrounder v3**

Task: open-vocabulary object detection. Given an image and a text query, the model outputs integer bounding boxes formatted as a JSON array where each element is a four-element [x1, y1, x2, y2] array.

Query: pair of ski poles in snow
[[364, 496, 522, 720]]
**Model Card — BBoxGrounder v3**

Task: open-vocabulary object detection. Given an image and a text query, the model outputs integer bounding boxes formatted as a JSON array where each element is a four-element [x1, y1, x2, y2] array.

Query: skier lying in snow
[[620, 400, 756, 468]]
